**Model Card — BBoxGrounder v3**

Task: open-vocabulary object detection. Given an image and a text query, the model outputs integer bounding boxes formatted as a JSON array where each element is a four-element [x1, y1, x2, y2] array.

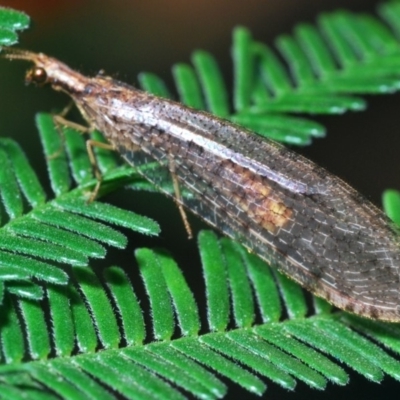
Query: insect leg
[[49, 113, 93, 162], [86, 139, 115, 202], [168, 156, 193, 239], [52, 113, 115, 201], [58, 101, 75, 118]]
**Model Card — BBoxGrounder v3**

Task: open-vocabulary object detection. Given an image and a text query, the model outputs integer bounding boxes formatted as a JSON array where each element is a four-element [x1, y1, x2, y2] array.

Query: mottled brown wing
[[82, 85, 400, 321], [118, 138, 400, 321]]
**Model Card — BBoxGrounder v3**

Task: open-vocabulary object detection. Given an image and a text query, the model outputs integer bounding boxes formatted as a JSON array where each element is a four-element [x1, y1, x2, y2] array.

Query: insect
[[6, 49, 400, 322]]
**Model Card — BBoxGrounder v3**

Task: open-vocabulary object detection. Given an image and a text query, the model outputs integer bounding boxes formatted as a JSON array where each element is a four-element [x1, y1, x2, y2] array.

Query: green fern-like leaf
[[2, 2, 400, 399], [139, 3, 400, 145], [2, 231, 400, 399], [383, 189, 400, 226], [0, 114, 159, 299], [0, 7, 29, 47]]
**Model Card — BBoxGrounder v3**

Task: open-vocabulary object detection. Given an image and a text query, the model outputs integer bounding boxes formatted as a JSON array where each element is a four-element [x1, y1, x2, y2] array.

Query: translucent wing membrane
[[115, 104, 400, 321]]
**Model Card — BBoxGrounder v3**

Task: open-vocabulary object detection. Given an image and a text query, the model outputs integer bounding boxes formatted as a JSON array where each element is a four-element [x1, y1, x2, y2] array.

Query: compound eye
[[26, 67, 48, 85]]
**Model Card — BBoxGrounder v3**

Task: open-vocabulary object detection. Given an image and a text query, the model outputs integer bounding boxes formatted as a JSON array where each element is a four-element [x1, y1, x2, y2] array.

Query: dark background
[[0, 0, 399, 399]]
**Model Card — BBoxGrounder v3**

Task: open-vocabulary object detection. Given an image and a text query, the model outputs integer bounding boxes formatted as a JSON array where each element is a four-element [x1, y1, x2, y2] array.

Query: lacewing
[[6, 50, 400, 321]]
